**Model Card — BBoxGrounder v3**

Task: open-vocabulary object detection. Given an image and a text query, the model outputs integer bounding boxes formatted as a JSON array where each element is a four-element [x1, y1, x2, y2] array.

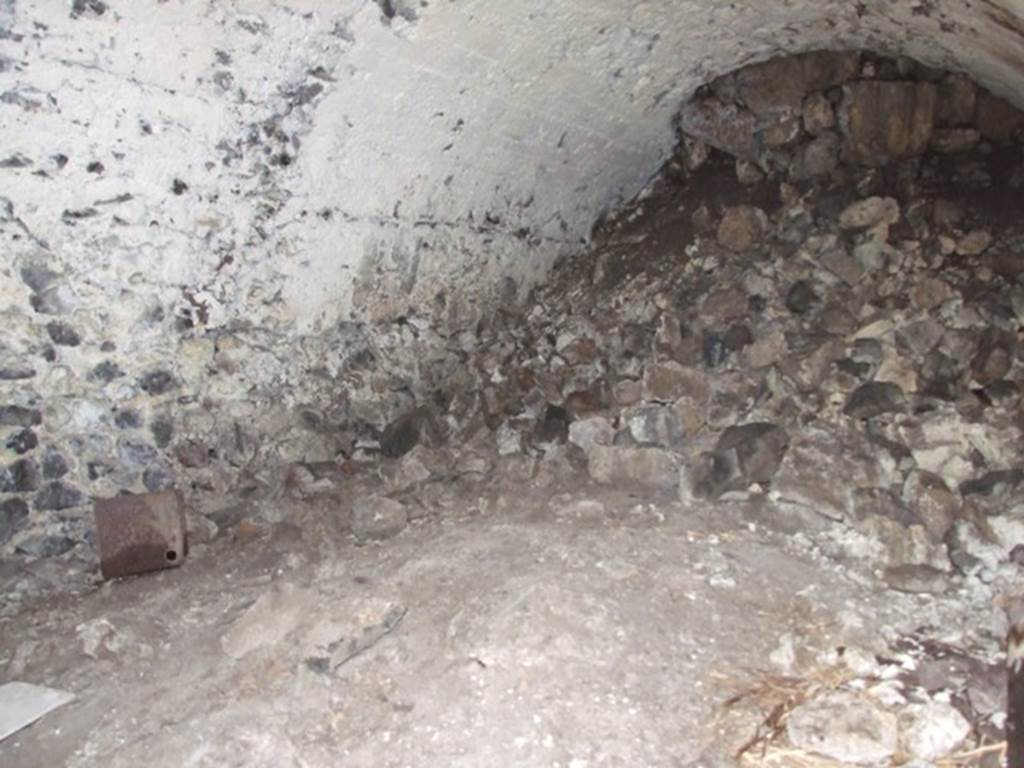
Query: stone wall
[[1, 0, 1024, 556]]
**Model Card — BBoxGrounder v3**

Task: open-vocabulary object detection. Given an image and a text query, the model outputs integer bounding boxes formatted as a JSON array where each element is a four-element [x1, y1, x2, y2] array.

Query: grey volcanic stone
[[45, 320, 81, 346], [138, 370, 177, 395], [6, 429, 38, 455], [4, 459, 40, 493], [844, 382, 906, 420], [34, 481, 87, 511], [352, 496, 409, 542], [0, 405, 42, 427], [0, 498, 30, 545]]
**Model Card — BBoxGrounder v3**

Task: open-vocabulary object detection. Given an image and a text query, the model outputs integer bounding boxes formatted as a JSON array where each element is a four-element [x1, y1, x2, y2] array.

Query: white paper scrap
[[0, 682, 75, 742]]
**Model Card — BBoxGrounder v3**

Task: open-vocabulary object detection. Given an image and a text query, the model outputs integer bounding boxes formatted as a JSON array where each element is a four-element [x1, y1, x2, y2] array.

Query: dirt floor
[[0, 473, 1011, 767]]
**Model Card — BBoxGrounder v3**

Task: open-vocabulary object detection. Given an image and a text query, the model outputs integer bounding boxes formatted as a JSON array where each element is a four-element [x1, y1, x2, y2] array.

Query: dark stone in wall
[[90, 360, 124, 382], [844, 382, 907, 419], [839, 81, 936, 165], [143, 464, 175, 492], [0, 498, 30, 545], [16, 534, 75, 558], [46, 320, 81, 346], [4, 459, 40, 492], [119, 440, 157, 469], [0, 367, 36, 380], [6, 429, 38, 455], [115, 409, 142, 429], [34, 481, 86, 511], [42, 449, 69, 479], [151, 414, 174, 447], [88, 462, 112, 480], [0, 405, 42, 427], [30, 288, 70, 316], [961, 469, 1024, 499], [70, 1, 107, 20], [702, 332, 727, 368], [138, 370, 177, 395], [19, 263, 57, 293]]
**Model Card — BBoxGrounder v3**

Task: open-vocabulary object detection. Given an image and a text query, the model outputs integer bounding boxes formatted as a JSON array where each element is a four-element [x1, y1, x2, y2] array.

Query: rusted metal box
[[94, 490, 188, 580]]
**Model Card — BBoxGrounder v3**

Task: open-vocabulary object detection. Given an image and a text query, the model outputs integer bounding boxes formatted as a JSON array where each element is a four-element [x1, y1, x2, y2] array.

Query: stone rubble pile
[[367, 50, 1024, 591], [342, 50, 1022, 760]]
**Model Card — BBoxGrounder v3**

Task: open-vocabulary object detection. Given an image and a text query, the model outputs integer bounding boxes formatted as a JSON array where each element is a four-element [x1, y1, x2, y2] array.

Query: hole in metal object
[[166, 550, 177, 561]]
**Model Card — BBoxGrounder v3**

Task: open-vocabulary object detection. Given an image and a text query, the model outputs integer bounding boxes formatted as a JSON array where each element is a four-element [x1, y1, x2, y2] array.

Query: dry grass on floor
[[710, 666, 1006, 767]]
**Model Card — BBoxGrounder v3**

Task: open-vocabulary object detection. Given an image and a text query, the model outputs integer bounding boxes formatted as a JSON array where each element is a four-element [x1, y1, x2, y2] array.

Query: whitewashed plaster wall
[[0, 0, 1022, 553]]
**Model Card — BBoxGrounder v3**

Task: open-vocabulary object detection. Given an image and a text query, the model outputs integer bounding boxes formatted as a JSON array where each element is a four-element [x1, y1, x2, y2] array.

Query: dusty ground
[[0, 474, 1010, 767]]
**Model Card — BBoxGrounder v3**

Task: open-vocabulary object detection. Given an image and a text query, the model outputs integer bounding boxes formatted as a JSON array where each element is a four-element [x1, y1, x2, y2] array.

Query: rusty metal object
[[94, 490, 188, 579]]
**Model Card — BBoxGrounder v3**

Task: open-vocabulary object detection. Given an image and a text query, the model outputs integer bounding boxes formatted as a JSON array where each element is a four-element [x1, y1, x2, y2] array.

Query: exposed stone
[[802, 92, 836, 135], [0, 405, 42, 428], [34, 481, 87, 511], [789, 132, 840, 179], [898, 701, 971, 761], [143, 464, 176, 492], [844, 382, 906, 420], [352, 496, 409, 542], [15, 534, 76, 559], [838, 196, 899, 230], [568, 416, 615, 451], [784, 280, 818, 315], [734, 159, 764, 186], [6, 429, 38, 455], [138, 370, 177, 396], [114, 410, 143, 429], [45, 320, 81, 347], [716, 205, 766, 252], [774, 427, 896, 521], [4, 458, 40, 493], [19, 261, 58, 293], [909, 276, 954, 311], [622, 403, 684, 448], [89, 361, 124, 382], [149, 414, 174, 448], [839, 81, 936, 166], [0, 367, 37, 381], [587, 445, 679, 491], [976, 91, 1024, 143], [220, 583, 315, 659], [883, 564, 949, 594], [762, 116, 801, 148], [970, 327, 1016, 385], [955, 229, 992, 256], [175, 439, 213, 469], [642, 362, 707, 404], [676, 96, 757, 159], [0, 498, 30, 545], [42, 449, 70, 479], [902, 470, 958, 541], [930, 128, 980, 154], [786, 692, 898, 765], [728, 50, 859, 115], [936, 74, 976, 126], [961, 468, 1024, 499]]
